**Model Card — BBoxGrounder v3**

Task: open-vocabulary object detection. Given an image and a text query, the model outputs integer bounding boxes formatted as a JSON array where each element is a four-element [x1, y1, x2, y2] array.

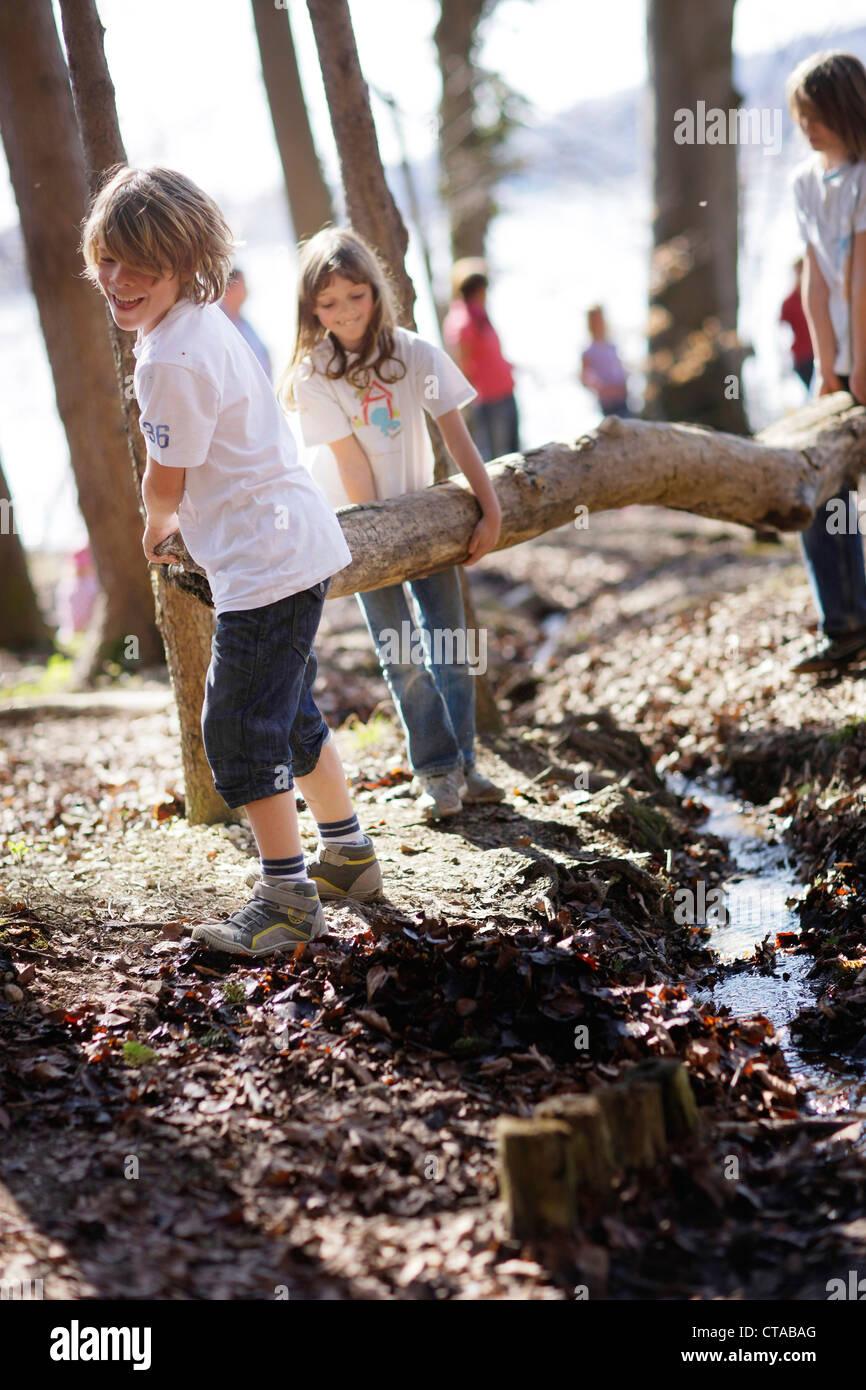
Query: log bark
[[151, 581, 230, 820], [250, 0, 334, 242], [318, 393, 866, 595], [156, 392, 866, 602], [58, 0, 236, 825], [0, 0, 162, 672]]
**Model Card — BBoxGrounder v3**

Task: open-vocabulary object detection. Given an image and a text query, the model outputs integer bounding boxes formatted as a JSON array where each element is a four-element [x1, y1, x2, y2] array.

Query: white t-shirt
[[133, 299, 351, 614], [293, 327, 476, 508], [793, 156, 866, 374]]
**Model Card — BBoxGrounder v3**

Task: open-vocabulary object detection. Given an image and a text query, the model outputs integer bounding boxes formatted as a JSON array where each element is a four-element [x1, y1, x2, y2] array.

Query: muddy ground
[[2, 506, 866, 1301]]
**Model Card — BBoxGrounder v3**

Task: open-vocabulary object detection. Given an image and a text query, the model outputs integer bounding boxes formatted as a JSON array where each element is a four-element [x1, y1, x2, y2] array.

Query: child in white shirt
[[787, 51, 866, 672], [82, 167, 382, 955], [283, 227, 504, 822]]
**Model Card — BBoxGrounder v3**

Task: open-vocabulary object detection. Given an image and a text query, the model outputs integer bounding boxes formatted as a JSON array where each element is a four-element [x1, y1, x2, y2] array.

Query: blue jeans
[[357, 566, 476, 777], [800, 373, 866, 637], [202, 581, 330, 808], [468, 393, 520, 463]]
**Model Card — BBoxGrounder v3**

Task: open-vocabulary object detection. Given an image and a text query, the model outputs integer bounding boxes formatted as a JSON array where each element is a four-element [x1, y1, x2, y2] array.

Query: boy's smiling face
[[97, 253, 181, 335]]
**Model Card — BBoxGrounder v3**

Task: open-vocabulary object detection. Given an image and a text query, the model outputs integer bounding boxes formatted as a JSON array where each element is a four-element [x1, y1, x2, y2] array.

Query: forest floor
[[2, 506, 866, 1301]]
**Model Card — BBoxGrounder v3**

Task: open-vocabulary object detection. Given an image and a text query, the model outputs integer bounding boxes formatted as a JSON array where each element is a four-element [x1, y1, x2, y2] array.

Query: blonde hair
[[280, 226, 405, 409], [786, 51, 866, 161], [81, 165, 236, 304]]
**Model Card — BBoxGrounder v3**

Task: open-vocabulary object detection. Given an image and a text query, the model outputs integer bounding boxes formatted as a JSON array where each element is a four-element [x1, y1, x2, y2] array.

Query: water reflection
[[670, 775, 866, 1116]]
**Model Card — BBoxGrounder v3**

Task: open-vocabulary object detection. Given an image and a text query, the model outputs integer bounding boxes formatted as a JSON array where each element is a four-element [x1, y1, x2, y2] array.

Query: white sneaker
[[412, 770, 463, 822]]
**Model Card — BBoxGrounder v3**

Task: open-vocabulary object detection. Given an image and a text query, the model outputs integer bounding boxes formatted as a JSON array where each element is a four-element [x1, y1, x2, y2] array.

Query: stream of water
[[672, 775, 866, 1120]]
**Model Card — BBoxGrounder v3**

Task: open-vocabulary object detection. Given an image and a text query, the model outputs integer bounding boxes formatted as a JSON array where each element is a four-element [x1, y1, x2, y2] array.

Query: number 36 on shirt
[[141, 420, 170, 448]]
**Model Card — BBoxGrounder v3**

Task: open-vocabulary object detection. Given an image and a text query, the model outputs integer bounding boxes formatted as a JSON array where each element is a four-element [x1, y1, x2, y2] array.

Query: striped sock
[[316, 813, 366, 846], [260, 853, 309, 884]]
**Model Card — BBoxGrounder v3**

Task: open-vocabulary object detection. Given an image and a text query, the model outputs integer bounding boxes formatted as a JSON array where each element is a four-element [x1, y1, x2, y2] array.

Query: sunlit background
[[1, 0, 865, 550]]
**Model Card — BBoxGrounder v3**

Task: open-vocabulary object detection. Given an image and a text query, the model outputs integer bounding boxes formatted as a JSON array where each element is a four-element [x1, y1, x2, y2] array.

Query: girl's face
[[796, 106, 849, 165], [313, 274, 374, 349]]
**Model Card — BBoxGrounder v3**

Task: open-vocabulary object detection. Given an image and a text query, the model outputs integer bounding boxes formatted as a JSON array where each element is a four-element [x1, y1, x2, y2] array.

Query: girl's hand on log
[[464, 500, 502, 566], [816, 370, 843, 396], [143, 516, 181, 564], [848, 367, 866, 405]]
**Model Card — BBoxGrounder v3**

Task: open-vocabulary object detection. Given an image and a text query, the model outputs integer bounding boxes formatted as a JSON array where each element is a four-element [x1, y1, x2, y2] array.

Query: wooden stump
[[497, 1067, 700, 1238], [597, 1080, 667, 1169], [496, 1117, 576, 1239], [624, 1059, 700, 1140], [534, 1094, 615, 1208]]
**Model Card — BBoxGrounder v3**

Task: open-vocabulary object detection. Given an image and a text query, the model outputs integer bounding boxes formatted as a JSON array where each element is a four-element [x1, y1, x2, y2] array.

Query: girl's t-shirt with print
[[294, 327, 476, 508], [793, 156, 866, 374]]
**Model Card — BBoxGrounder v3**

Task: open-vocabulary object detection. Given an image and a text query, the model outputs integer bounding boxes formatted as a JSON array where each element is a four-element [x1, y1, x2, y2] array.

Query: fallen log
[[155, 393, 866, 604]]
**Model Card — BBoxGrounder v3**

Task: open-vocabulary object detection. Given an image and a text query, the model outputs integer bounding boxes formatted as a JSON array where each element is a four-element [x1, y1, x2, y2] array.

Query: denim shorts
[[201, 580, 330, 809]]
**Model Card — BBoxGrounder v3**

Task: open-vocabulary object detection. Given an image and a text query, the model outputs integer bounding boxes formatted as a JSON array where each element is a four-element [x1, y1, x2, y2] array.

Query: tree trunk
[[646, 0, 750, 432], [250, 0, 334, 242], [306, 0, 501, 726], [432, 0, 511, 723], [0, 0, 162, 673], [372, 87, 440, 327], [433, 0, 495, 260], [155, 393, 866, 601], [151, 579, 227, 819], [0, 453, 54, 650], [58, 0, 236, 825], [306, 0, 416, 325]]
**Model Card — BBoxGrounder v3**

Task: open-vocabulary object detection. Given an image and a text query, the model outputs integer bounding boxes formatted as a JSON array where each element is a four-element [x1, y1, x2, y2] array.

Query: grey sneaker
[[190, 878, 326, 957], [307, 835, 383, 901], [791, 627, 866, 673], [412, 770, 463, 822], [457, 767, 505, 804]]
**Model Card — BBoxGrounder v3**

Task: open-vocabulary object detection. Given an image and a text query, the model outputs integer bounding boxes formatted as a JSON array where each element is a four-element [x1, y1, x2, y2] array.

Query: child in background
[[787, 50, 866, 672], [283, 227, 504, 823], [82, 167, 382, 956], [779, 257, 814, 389], [219, 266, 272, 380], [580, 306, 630, 418], [56, 545, 100, 644], [442, 257, 520, 462]]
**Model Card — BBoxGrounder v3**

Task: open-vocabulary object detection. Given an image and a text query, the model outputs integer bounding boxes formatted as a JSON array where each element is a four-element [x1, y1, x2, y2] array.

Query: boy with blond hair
[[82, 166, 382, 955]]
